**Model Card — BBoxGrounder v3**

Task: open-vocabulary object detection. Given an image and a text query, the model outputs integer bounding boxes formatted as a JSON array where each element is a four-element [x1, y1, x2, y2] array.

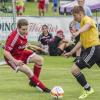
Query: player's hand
[[63, 52, 72, 58], [14, 59, 24, 66]]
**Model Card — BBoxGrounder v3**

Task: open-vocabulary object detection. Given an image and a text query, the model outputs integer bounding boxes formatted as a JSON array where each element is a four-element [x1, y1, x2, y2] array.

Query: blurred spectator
[[38, 25, 53, 54], [45, 0, 49, 12], [64, 20, 81, 62], [74, 0, 93, 30], [26, 43, 46, 54], [52, 0, 58, 14], [77, 0, 92, 17], [16, 0, 25, 16], [38, 0, 45, 16], [48, 30, 68, 56]]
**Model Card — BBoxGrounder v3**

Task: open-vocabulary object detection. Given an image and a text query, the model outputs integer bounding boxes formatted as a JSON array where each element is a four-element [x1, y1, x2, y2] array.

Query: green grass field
[[0, 56, 100, 100], [24, 2, 60, 16]]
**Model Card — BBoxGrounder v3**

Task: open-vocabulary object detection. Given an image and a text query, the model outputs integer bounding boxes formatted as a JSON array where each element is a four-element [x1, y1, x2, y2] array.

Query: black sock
[[74, 72, 91, 90]]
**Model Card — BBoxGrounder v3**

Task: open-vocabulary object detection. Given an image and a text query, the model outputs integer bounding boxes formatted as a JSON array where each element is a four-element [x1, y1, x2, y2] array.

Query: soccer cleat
[[79, 88, 94, 99], [43, 88, 51, 93]]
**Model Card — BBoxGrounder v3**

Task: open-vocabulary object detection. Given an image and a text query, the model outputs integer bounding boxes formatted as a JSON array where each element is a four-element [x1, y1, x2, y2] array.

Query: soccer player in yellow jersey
[[16, 0, 25, 16], [64, 6, 100, 99]]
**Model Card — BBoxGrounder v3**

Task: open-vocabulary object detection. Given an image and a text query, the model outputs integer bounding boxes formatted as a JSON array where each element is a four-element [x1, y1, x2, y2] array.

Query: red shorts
[[38, 2, 45, 10], [16, 6, 25, 12], [4, 50, 36, 70]]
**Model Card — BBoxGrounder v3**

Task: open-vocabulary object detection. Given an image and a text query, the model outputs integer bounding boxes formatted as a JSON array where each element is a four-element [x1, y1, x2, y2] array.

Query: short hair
[[17, 19, 28, 28], [72, 6, 85, 15], [42, 24, 48, 29]]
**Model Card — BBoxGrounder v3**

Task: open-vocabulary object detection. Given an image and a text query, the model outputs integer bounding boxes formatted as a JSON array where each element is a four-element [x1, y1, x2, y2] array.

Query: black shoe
[[29, 80, 36, 87], [43, 88, 51, 93]]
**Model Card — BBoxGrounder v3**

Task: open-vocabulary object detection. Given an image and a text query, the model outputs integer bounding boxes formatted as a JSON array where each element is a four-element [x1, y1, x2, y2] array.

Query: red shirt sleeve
[[5, 31, 18, 52]]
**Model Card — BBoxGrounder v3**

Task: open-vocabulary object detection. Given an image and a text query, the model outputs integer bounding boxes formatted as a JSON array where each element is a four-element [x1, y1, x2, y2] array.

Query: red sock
[[34, 64, 42, 78], [30, 75, 46, 91]]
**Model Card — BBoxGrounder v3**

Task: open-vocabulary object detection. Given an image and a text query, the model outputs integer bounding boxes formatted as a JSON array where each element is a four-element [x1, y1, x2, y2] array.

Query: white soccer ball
[[50, 86, 64, 99]]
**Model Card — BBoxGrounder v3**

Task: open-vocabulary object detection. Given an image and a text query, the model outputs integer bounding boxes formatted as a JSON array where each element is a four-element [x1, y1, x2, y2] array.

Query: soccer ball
[[50, 86, 64, 99]]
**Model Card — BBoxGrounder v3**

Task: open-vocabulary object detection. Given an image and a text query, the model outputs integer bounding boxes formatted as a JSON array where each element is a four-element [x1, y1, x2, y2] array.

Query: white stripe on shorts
[[84, 46, 95, 63], [26, 53, 36, 64]]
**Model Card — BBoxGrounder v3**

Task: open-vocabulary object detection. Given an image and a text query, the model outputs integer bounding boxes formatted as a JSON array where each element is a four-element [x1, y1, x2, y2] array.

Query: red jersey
[[5, 29, 27, 59]]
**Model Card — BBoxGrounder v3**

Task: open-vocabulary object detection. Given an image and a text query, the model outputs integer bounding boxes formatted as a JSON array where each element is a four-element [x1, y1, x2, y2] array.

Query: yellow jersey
[[80, 16, 100, 49]]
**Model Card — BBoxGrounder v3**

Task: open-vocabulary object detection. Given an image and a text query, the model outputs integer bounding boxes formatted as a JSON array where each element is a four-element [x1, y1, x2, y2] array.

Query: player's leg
[[71, 47, 98, 99], [58, 42, 66, 51], [16, 6, 19, 16], [16, 64, 50, 93], [45, 3, 49, 12], [57, 42, 67, 55], [71, 64, 94, 99], [38, 9, 41, 16], [71, 64, 91, 91], [42, 9, 44, 16], [21, 50, 42, 78], [4, 56, 50, 93], [29, 53, 43, 78], [19, 6, 23, 16]]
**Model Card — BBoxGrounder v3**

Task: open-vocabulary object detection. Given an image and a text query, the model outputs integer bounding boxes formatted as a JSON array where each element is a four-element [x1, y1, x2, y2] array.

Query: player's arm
[[4, 33, 24, 66], [78, 23, 91, 34], [4, 50, 17, 63], [64, 41, 81, 57], [73, 23, 91, 37]]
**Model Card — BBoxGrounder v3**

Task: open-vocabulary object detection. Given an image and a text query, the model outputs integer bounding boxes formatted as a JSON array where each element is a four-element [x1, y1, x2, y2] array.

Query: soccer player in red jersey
[[4, 19, 50, 93], [38, 0, 45, 16]]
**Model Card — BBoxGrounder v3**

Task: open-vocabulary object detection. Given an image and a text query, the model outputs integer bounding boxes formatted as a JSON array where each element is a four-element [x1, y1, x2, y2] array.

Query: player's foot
[[43, 88, 51, 93], [79, 88, 94, 99], [29, 81, 51, 93]]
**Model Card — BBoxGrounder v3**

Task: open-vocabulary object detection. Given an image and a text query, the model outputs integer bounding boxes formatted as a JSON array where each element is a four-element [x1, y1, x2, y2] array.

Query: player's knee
[[71, 66, 80, 76], [71, 68, 76, 76], [36, 56, 44, 65], [26, 70, 33, 78], [56, 48, 63, 56]]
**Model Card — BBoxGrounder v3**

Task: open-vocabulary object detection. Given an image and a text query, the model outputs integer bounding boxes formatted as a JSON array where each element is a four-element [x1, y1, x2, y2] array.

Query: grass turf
[[0, 56, 100, 100]]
